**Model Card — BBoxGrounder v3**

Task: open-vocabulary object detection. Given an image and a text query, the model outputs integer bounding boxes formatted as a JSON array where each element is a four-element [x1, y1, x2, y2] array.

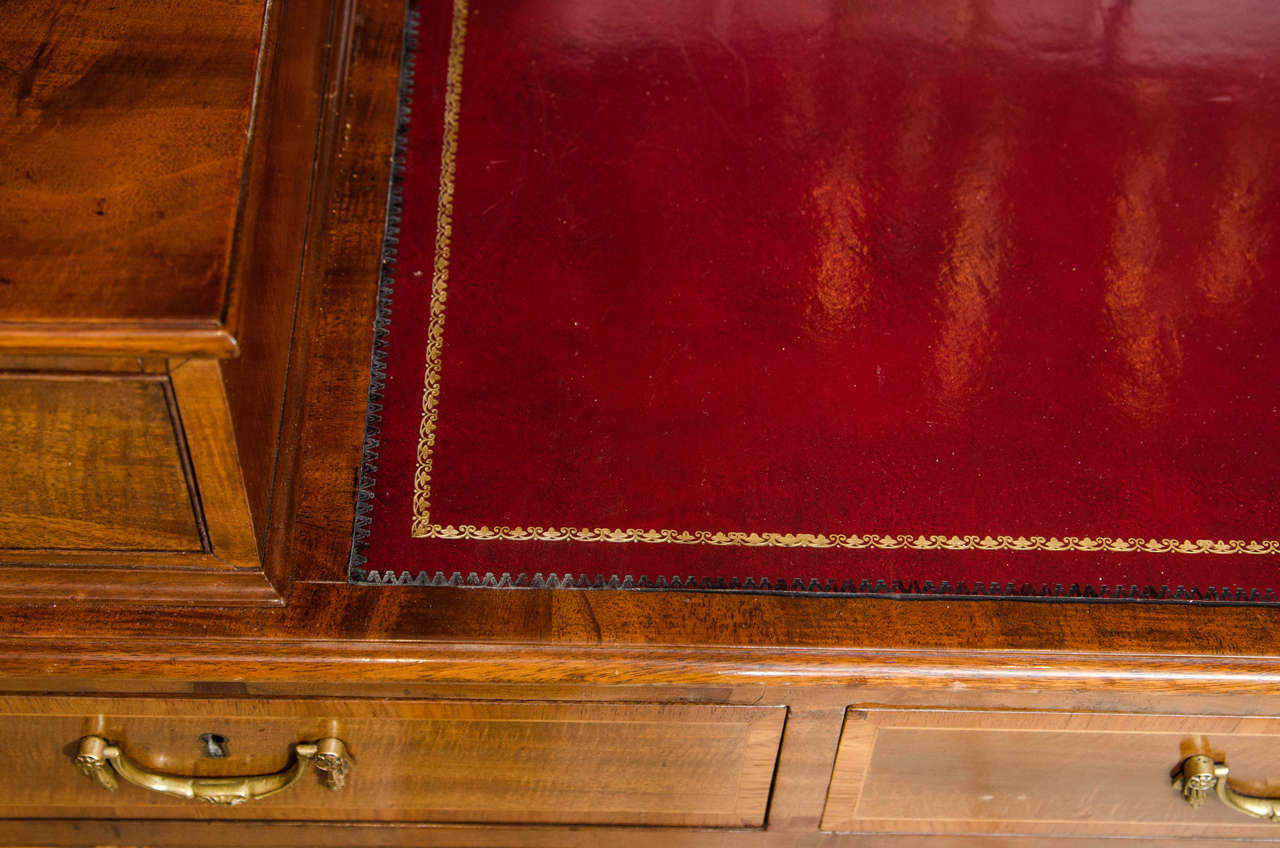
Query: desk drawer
[[822, 708, 1280, 838], [0, 358, 269, 605], [2, 696, 784, 827]]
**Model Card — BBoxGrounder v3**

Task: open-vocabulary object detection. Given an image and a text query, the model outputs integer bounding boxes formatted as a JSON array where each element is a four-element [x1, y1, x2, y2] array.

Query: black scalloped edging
[[349, 567, 1277, 604], [348, 3, 421, 576]]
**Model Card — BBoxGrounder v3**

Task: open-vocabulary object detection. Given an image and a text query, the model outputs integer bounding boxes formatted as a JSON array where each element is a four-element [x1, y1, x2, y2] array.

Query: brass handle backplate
[[74, 735, 352, 806], [1173, 753, 1280, 820]]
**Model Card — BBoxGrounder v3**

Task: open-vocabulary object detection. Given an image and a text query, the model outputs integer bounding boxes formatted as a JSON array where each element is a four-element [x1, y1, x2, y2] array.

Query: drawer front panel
[[0, 359, 270, 605], [0, 374, 200, 553], [823, 708, 1280, 838], [2, 696, 784, 827]]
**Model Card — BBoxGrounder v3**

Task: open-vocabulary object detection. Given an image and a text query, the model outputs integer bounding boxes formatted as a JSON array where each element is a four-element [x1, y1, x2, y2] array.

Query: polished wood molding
[[0, 324, 239, 357], [8, 633, 1280, 693], [0, 567, 278, 607], [220, 0, 347, 554], [170, 358, 260, 570]]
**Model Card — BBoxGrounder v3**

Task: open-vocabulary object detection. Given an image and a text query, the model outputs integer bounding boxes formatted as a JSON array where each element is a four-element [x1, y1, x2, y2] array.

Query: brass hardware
[[74, 735, 352, 806], [1172, 753, 1280, 820]]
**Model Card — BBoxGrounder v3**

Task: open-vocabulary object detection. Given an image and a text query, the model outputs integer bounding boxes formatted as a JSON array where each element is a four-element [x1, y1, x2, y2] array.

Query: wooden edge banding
[[0, 324, 238, 357], [168, 358, 262, 570], [0, 820, 1232, 848], [263, 0, 400, 588], [11, 637, 1280, 688], [820, 709, 879, 831], [737, 708, 788, 827], [216, 0, 278, 337], [0, 354, 150, 373], [0, 567, 280, 607]]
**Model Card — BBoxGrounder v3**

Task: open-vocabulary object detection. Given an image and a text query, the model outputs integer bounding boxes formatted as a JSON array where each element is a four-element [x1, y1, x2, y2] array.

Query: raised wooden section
[[0, 372, 200, 552], [1, 696, 783, 827], [168, 358, 261, 570], [0, 359, 271, 605], [0, 0, 265, 339], [0, 0, 341, 605], [822, 707, 1280, 838]]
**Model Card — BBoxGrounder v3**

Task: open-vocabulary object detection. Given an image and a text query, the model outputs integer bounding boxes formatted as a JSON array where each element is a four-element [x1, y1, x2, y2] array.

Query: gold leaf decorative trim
[[413, 526, 1280, 555], [412, 0, 467, 534], [409, 1, 1279, 557]]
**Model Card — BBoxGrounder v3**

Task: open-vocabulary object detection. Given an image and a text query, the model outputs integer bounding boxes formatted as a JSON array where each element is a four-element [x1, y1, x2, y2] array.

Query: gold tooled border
[[409, 0, 1280, 557], [410, 0, 465, 538]]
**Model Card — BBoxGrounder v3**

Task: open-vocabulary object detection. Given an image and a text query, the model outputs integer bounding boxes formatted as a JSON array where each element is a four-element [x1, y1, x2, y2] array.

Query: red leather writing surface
[[353, 0, 1280, 600]]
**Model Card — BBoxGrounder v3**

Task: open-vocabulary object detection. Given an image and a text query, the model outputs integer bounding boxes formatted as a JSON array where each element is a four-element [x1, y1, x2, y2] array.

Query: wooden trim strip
[[0, 323, 238, 357], [169, 358, 262, 569], [0, 567, 280, 606], [7, 636, 1280, 689]]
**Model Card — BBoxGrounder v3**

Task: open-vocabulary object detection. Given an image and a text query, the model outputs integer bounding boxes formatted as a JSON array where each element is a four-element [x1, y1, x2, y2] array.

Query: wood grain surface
[[0, 354, 154, 373], [0, 823, 1277, 847], [220, 0, 342, 552], [0, 0, 265, 331], [169, 358, 259, 569], [0, 361, 276, 605], [267, 0, 407, 590], [0, 695, 783, 827], [822, 708, 1280, 837], [0, 373, 200, 552]]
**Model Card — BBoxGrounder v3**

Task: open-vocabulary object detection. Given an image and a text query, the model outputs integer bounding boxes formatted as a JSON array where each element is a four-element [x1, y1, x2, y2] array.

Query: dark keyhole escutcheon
[[199, 733, 229, 759]]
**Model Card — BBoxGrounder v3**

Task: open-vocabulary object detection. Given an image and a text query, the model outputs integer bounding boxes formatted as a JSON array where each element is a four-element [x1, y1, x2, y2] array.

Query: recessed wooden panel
[[0, 696, 784, 827], [823, 708, 1280, 838], [0, 375, 201, 552], [0, 0, 265, 327]]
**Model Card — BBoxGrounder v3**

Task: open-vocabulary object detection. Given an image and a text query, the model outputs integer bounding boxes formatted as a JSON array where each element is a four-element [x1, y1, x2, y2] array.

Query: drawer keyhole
[[199, 733, 229, 759]]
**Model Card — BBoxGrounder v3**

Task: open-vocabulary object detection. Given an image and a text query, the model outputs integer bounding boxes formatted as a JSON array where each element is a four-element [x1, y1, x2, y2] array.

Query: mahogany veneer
[[0, 0, 264, 349], [0, 372, 201, 553], [823, 709, 1280, 838], [0, 696, 782, 827]]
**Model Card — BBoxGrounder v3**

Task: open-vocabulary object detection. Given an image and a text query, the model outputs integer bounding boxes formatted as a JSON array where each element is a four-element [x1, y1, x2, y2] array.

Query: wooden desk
[[3, 1, 1280, 844]]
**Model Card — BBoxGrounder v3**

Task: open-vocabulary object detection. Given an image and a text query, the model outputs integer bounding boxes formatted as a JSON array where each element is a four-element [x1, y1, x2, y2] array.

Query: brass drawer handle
[[74, 735, 352, 806], [1173, 753, 1280, 820]]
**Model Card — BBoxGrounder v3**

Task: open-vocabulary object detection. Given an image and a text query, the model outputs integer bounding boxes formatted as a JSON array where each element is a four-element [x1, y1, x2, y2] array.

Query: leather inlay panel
[[354, 0, 1280, 599]]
